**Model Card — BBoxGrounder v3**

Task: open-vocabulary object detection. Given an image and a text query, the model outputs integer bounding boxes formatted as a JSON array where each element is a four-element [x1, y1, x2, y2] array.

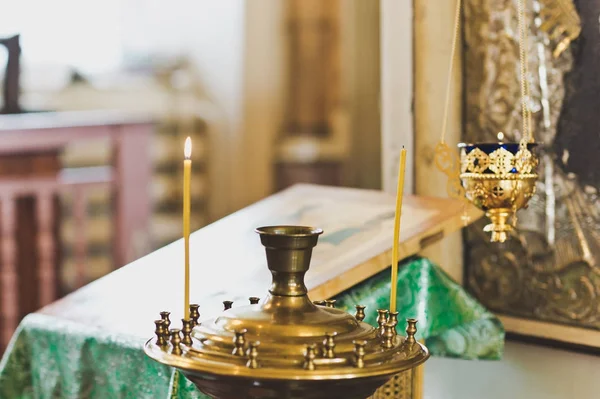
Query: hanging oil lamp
[[458, 133, 538, 242], [435, 0, 539, 243]]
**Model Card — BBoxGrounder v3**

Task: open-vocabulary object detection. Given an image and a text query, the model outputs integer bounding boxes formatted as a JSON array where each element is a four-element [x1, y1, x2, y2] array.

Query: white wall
[[8, 0, 285, 219], [380, 0, 414, 194], [121, 0, 250, 218], [123, 1, 246, 123], [237, 1, 287, 207], [380, 0, 464, 283]]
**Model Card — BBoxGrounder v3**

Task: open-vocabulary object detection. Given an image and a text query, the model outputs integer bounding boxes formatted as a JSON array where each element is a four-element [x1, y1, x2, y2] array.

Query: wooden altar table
[[1, 184, 494, 399], [36, 184, 481, 334], [0, 109, 154, 269]]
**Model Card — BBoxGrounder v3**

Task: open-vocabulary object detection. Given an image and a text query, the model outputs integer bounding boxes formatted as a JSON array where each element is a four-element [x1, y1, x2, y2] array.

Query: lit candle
[[183, 137, 192, 320], [390, 147, 407, 313]]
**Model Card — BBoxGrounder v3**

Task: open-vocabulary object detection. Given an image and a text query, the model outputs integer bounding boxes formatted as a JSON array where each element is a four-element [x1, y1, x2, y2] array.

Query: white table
[[425, 341, 600, 398]]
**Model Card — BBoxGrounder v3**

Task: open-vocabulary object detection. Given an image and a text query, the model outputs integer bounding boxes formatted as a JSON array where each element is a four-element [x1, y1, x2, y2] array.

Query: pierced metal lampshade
[[458, 134, 539, 242]]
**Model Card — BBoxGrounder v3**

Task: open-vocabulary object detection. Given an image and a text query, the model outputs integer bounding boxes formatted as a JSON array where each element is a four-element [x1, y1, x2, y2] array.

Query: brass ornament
[[145, 226, 428, 399], [189, 304, 200, 327], [154, 320, 167, 347], [435, 0, 541, 242], [458, 137, 539, 243], [433, 142, 468, 205], [463, 147, 490, 174], [537, 0, 582, 58], [432, 0, 472, 227], [355, 305, 366, 322], [462, 0, 600, 338], [160, 311, 171, 330], [181, 319, 193, 346], [249, 296, 260, 305], [170, 329, 182, 356]]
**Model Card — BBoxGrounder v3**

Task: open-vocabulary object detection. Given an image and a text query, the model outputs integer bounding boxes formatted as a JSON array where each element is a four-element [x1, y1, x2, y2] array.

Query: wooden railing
[[0, 171, 113, 347], [0, 110, 154, 353]]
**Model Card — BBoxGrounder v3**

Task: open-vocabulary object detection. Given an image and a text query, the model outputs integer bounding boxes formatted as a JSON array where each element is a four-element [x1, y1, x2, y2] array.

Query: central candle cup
[[256, 226, 323, 298]]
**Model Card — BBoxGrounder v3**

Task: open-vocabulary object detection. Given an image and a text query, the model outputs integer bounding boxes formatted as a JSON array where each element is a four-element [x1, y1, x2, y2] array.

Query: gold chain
[[517, 0, 533, 146], [434, 0, 468, 214], [440, 0, 462, 144], [434, 0, 532, 222], [523, 0, 533, 143], [439, 0, 534, 146]]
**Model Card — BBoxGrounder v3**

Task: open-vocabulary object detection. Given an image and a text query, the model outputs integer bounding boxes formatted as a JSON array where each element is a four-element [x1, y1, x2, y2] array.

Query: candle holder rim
[[458, 141, 539, 149], [145, 338, 428, 381], [255, 225, 323, 237]]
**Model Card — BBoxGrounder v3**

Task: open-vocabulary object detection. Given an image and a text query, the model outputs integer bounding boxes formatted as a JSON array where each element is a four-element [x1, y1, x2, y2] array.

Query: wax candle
[[183, 137, 192, 320], [390, 147, 406, 313]]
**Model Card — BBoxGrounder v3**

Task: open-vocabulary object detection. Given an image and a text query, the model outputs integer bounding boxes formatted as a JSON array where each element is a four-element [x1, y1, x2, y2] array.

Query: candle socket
[[405, 319, 418, 345], [154, 320, 167, 347], [181, 319, 193, 346], [249, 297, 260, 305], [246, 342, 260, 369], [353, 340, 366, 369], [323, 333, 336, 359], [388, 312, 399, 335], [232, 329, 247, 356], [170, 329, 182, 355], [303, 344, 317, 371], [376, 309, 389, 336], [189, 304, 200, 327], [160, 311, 171, 330], [382, 322, 395, 349], [354, 305, 366, 322], [223, 301, 233, 310]]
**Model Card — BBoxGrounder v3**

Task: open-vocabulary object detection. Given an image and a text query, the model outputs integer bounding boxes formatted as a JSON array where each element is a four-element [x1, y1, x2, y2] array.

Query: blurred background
[[3, 0, 597, 359], [0, 0, 388, 320]]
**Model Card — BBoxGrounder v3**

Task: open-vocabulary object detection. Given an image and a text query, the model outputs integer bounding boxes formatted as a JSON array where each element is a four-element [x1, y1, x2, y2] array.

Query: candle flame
[[184, 137, 192, 159], [497, 132, 504, 141]]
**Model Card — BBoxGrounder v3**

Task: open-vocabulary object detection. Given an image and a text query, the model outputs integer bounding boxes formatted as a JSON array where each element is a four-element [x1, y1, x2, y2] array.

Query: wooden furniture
[[275, 1, 347, 190], [0, 34, 21, 114], [36, 184, 480, 339], [0, 110, 153, 352], [0, 184, 479, 397], [0, 150, 62, 352]]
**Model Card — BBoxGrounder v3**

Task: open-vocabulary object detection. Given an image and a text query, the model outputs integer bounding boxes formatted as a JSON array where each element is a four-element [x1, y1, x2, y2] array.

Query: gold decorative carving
[[537, 0, 582, 58], [434, 142, 467, 202], [370, 370, 413, 399], [464, 0, 600, 334], [463, 147, 490, 174]]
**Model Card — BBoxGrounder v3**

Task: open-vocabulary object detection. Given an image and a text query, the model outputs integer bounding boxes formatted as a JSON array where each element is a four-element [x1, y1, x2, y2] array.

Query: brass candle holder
[[458, 134, 538, 242], [145, 226, 429, 399]]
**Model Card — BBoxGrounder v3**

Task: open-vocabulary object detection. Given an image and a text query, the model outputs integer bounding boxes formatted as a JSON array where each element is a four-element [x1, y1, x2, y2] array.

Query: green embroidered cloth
[[333, 257, 504, 360], [0, 257, 503, 399]]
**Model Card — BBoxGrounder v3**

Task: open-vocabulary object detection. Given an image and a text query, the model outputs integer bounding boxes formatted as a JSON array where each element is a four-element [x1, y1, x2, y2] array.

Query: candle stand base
[[145, 226, 429, 399]]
